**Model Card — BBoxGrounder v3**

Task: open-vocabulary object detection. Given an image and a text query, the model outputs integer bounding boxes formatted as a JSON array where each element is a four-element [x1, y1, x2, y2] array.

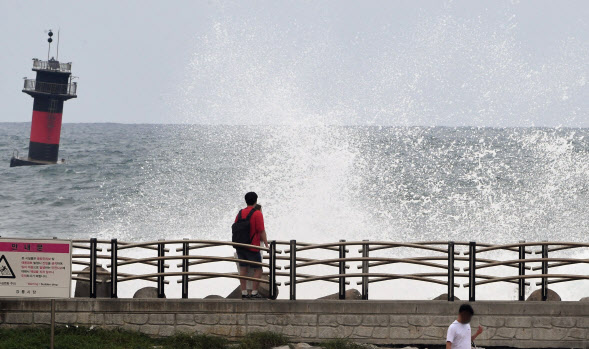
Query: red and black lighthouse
[[10, 30, 77, 167]]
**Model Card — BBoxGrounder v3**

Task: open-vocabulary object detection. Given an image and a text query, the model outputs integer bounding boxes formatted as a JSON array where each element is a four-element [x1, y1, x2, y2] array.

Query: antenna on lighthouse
[[47, 29, 54, 61], [56, 29, 60, 60]]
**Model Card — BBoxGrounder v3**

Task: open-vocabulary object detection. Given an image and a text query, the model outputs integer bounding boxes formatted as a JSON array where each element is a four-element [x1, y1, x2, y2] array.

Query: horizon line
[[1, 121, 588, 129]]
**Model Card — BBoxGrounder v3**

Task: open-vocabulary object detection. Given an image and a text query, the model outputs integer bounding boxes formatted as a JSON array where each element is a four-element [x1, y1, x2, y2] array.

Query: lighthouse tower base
[[9, 156, 59, 167]]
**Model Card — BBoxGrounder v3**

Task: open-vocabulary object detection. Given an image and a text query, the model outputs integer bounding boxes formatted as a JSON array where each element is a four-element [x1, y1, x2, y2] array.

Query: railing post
[[269, 241, 277, 300], [110, 239, 117, 298], [541, 241, 548, 302], [339, 239, 346, 300], [290, 240, 296, 300], [182, 239, 189, 299], [361, 239, 369, 300], [90, 238, 97, 298], [468, 241, 476, 302], [157, 240, 165, 298], [518, 240, 525, 301], [448, 241, 454, 302]]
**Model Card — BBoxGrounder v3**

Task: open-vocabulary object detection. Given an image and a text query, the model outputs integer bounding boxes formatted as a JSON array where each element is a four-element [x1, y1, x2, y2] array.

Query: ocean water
[[2, 122, 588, 242], [1, 123, 588, 299]]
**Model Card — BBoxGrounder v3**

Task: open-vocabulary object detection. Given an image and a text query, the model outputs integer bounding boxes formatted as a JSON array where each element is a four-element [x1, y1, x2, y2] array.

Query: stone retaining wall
[[0, 299, 588, 348]]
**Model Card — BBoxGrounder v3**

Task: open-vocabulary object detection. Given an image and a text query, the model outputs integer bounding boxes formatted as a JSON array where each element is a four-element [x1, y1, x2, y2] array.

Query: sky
[[0, 0, 588, 126]]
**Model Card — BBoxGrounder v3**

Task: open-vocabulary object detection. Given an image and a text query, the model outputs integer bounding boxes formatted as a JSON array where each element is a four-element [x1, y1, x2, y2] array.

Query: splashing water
[[3, 2, 589, 299]]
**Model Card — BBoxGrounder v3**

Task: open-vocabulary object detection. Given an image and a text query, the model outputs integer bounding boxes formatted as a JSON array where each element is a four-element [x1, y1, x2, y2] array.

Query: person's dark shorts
[[236, 249, 262, 269]]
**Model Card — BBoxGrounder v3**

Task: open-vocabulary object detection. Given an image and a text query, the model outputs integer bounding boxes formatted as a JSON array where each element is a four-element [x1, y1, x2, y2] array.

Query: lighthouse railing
[[23, 79, 77, 97], [32, 58, 72, 72]]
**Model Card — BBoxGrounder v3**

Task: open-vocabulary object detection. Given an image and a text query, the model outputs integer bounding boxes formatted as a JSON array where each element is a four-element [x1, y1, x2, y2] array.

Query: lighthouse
[[10, 30, 77, 167]]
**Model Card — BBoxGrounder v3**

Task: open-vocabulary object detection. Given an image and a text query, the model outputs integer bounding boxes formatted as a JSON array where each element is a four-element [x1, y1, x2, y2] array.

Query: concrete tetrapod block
[[526, 289, 561, 301], [74, 267, 110, 298], [133, 287, 165, 299]]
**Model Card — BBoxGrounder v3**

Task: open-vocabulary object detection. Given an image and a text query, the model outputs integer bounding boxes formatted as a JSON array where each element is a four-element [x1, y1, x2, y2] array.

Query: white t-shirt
[[446, 320, 471, 349]]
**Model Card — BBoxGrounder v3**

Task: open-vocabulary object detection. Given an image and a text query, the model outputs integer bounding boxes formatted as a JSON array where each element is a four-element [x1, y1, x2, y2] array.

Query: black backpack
[[231, 208, 257, 248]]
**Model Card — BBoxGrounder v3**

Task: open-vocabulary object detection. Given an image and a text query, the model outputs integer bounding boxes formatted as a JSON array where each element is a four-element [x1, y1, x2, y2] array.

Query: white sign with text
[[0, 238, 72, 298]]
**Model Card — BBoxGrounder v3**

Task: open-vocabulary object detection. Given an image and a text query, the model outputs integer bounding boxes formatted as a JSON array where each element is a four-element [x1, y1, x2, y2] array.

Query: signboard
[[0, 238, 72, 298]]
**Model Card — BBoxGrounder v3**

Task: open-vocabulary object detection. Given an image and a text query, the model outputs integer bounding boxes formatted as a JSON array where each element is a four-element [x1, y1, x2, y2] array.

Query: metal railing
[[32, 59, 72, 72], [23, 79, 77, 97], [71, 239, 589, 301]]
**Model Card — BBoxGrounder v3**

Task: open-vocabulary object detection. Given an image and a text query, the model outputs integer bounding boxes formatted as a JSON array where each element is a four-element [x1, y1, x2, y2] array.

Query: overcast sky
[[1, 0, 588, 126]]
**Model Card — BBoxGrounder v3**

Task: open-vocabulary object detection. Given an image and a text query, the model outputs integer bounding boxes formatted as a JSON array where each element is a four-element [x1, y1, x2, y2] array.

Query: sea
[[1, 123, 588, 299]]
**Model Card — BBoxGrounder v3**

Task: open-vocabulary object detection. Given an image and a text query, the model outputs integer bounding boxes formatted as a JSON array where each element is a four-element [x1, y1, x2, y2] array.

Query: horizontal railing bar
[[360, 257, 461, 271], [288, 241, 449, 254], [528, 245, 589, 254], [72, 254, 111, 260], [108, 241, 171, 252], [545, 261, 585, 269], [73, 241, 162, 252], [175, 243, 218, 252], [71, 277, 105, 284], [471, 242, 589, 254], [464, 274, 589, 287], [106, 262, 170, 269], [289, 272, 450, 286], [366, 255, 531, 270], [359, 241, 468, 253], [74, 271, 110, 276], [174, 243, 282, 254], [114, 255, 269, 268], [457, 257, 532, 270], [107, 256, 161, 268], [433, 241, 533, 254], [175, 273, 283, 286], [115, 277, 170, 284], [288, 272, 351, 285], [178, 255, 280, 268], [72, 244, 91, 250], [72, 239, 111, 244], [276, 240, 341, 252], [108, 241, 160, 252], [368, 273, 460, 287], [543, 245, 586, 253], [546, 277, 589, 285], [179, 271, 276, 279], [114, 272, 162, 283], [464, 258, 589, 271], [283, 256, 351, 270], [366, 243, 455, 254], [71, 261, 92, 267], [74, 274, 170, 284], [453, 272, 529, 285], [121, 240, 269, 252], [287, 256, 451, 271], [118, 272, 270, 284]]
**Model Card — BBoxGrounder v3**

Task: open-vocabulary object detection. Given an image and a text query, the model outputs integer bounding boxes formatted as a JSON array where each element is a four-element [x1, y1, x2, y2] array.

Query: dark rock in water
[[579, 297, 589, 302], [526, 289, 561, 301], [433, 293, 460, 301], [74, 267, 111, 298], [226, 274, 277, 299], [133, 286, 165, 299], [204, 295, 224, 299], [318, 289, 362, 300]]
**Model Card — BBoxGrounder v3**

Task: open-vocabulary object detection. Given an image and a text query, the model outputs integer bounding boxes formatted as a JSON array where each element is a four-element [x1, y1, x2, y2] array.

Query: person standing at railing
[[446, 304, 483, 349], [233, 192, 269, 299], [233, 203, 264, 295]]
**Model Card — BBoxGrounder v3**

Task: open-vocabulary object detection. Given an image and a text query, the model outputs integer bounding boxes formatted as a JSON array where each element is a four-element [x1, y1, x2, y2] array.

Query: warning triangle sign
[[0, 255, 15, 279]]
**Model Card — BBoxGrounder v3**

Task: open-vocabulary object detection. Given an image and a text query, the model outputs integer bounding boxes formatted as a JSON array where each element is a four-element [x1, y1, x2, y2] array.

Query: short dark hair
[[458, 304, 474, 315], [245, 192, 258, 205]]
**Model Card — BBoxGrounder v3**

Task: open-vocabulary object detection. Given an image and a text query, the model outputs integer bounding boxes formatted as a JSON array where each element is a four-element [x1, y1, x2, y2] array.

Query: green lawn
[[0, 327, 228, 349], [0, 327, 379, 349]]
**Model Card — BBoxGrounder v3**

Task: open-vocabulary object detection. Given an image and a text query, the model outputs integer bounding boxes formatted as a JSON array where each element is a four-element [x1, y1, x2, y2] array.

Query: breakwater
[[0, 299, 588, 348]]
